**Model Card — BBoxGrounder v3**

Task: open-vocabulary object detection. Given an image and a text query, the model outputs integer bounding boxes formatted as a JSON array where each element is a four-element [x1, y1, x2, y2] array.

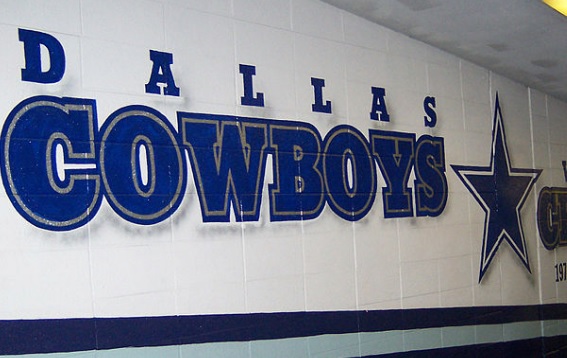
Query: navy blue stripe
[[358, 303, 559, 332], [360, 335, 567, 357], [0, 318, 96, 355], [0, 304, 566, 355], [95, 311, 360, 348]]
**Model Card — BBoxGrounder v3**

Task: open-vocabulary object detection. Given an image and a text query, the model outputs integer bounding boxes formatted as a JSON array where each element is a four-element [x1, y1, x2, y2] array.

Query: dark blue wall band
[[362, 335, 567, 357], [0, 304, 566, 355]]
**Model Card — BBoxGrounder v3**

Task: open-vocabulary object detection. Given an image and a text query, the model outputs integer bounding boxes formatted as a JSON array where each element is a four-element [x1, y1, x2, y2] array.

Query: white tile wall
[[355, 220, 402, 309], [81, 0, 165, 48], [401, 260, 440, 308], [163, 0, 232, 17], [244, 225, 305, 312], [291, 0, 343, 41], [303, 210, 356, 310], [233, 0, 292, 30], [0, 0, 563, 333], [0, 247, 94, 318], [90, 243, 177, 317], [342, 11, 390, 52], [235, 21, 296, 119], [164, 5, 236, 111], [174, 237, 247, 315], [0, 0, 81, 35], [81, 38, 151, 95], [294, 34, 347, 124]]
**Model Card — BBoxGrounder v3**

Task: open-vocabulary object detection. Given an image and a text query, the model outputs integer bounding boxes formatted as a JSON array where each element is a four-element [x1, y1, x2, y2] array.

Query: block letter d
[[19, 28, 66, 84]]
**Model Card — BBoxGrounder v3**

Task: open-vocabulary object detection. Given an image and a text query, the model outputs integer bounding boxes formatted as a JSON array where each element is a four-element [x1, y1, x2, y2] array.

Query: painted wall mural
[[6, 28, 447, 231], [0, 0, 566, 356]]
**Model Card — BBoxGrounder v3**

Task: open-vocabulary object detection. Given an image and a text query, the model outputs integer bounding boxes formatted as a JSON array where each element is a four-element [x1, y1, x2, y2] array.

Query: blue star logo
[[451, 94, 541, 282]]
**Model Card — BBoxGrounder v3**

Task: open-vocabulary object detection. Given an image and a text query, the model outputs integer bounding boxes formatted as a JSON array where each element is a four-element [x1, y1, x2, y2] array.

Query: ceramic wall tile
[[81, 0, 164, 48], [0, 0, 81, 35], [292, 0, 343, 41], [234, 0, 292, 30]]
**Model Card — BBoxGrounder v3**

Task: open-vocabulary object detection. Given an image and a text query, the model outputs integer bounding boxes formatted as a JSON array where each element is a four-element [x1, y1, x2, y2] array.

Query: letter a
[[370, 86, 390, 122], [145, 50, 180, 96]]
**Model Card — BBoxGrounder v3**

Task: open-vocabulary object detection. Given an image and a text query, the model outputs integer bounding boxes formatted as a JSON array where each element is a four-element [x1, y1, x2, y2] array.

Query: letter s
[[423, 96, 437, 128], [414, 135, 447, 217]]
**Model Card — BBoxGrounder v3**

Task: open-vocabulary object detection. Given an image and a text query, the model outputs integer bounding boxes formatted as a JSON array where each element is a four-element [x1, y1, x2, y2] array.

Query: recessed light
[[543, 0, 567, 16]]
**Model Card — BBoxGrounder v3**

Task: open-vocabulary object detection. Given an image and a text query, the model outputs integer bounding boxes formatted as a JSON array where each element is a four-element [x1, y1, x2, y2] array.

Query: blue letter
[[99, 106, 186, 224], [414, 135, 447, 217], [423, 96, 437, 127], [323, 125, 376, 221], [0, 96, 101, 230], [370, 130, 415, 218], [145, 50, 180, 96], [19, 28, 65, 84], [311, 77, 332, 113], [179, 113, 268, 222], [269, 122, 324, 221], [239, 64, 264, 107], [537, 187, 567, 250], [370, 86, 390, 122]]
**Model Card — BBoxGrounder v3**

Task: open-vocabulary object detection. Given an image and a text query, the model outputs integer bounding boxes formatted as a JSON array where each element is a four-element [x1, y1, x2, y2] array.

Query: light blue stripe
[[3, 319, 567, 358], [441, 324, 475, 347]]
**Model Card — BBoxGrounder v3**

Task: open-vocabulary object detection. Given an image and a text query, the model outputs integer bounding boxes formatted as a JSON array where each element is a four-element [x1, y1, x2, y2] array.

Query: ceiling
[[321, 0, 567, 102]]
